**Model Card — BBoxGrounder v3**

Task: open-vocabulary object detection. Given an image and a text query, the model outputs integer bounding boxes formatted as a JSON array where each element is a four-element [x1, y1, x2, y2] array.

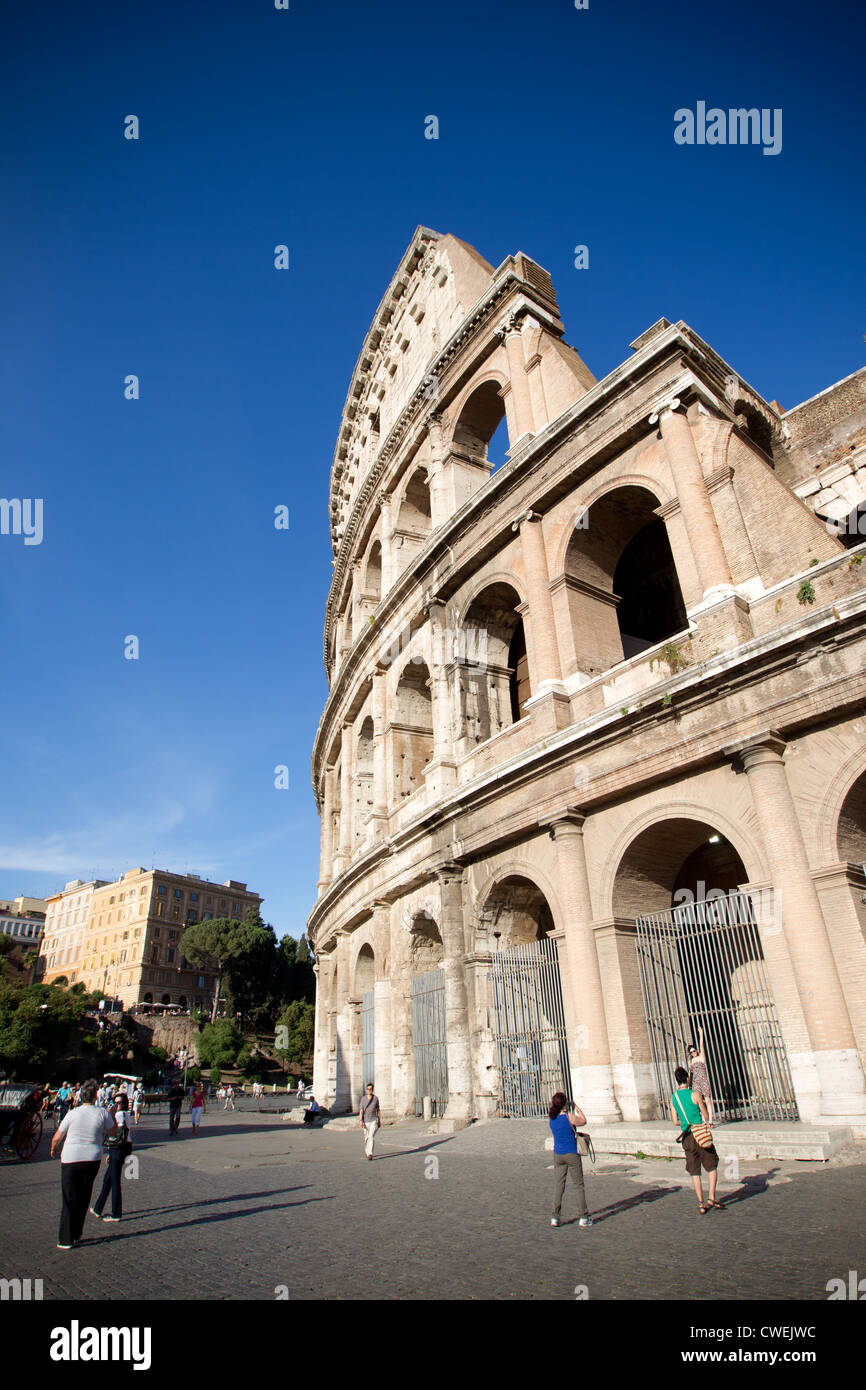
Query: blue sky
[[1, 0, 864, 939]]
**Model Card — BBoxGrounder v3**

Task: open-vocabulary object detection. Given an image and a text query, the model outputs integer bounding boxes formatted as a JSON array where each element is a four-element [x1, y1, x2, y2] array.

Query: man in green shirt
[[670, 1066, 724, 1214]]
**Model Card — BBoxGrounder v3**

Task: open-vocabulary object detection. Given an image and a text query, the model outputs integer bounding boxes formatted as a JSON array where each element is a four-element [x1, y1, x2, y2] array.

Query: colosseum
[[306, 226, 866, 1134]]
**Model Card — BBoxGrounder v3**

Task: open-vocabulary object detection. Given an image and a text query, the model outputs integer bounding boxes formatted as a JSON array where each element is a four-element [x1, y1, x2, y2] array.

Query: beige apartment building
[[41, 869, 262, 1012], [307, 227, 866, 1135], [42, 880, 109, 985]]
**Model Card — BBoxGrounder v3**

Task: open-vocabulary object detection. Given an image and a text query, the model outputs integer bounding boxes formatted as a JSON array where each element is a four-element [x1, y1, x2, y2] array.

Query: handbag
[[576, 1131, 595, 1162], [673, 1091, 713, 1148]]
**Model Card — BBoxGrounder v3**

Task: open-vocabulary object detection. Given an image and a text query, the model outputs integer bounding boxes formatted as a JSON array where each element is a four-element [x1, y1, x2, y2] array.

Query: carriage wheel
[[16, 1111, 43, 1161]]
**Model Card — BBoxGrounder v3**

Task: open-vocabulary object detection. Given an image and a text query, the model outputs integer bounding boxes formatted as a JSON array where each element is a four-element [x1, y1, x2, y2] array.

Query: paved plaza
[[2, 1106, 864, 1302]]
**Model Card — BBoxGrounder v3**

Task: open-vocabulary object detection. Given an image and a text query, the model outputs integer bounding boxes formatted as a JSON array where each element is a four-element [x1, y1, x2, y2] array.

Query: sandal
[[698, 1203, 708, 1214], [709, 1199, 726, 1210]]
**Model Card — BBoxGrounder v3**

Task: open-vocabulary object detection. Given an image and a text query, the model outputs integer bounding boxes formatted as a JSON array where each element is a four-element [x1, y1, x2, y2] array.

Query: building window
[[187, 911, 197, 924], [172, 906, 180, 920], [233, 901, 240, 914], [204, 912, 212, 921], [134, 928, 140, 938], [151, 948, 159, 964], [169, 929, 177, 940], [109, 897, 115, 905], [158, 885, 166, 897], [167, 948, 175, 963], [174, 889, 182, 900], [153, 928, 161, 939], [190, 892, 198, 903], [156, 902, 165, 918]]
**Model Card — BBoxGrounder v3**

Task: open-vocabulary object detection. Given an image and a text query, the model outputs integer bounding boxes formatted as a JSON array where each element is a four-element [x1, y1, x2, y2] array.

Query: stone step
[[559, 1121, 854, 1162]]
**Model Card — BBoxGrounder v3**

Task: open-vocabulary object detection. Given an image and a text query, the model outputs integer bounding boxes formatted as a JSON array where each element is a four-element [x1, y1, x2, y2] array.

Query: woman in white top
[[50, 1079, 117, 1249]]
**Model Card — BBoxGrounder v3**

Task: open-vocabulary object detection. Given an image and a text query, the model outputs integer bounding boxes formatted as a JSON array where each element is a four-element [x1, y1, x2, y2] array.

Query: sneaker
[[550, 1218, 559, 1227], [103, 1216, 120, 1223], [57, 1242, 73, 1249], [579, 1217, 593, 1228], [89, 1207, 101, 1219]]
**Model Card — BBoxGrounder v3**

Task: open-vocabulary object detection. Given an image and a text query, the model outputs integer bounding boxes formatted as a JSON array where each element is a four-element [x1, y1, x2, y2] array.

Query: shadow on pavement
[[581, 1185, 678, 1225], [127, 1185, 312, 1218], [74, 1195, 334, 1245], [718, 1167, 780, 1205]]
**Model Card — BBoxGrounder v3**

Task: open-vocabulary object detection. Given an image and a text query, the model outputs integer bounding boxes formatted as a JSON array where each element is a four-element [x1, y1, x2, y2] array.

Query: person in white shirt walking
[[359, 1084, 380, 1160]]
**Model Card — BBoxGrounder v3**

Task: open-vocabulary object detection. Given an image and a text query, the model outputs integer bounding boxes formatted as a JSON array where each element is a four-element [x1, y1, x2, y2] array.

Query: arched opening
[[477, 875, 554, 953], [365, 539, 382, 603], [460, 583, 529, 744], [453, 380, 509, 473], [394, 468, 431, 576], [354, 716, 375, 845], [354, 943, 375, 996], [479, 875, 570, 1117], [453, 380, 508, 465], [392, 662, 433, 801], [161, 994, 171, 1006], [178, 995, 188, 1010], [354, 944, 376, 1094], [143, 992, 153, 1004], [409, 913, 443, 974], [408, 914, 448, 1116], [612, 818, 797, 1121], [837, 769, 866, 862], [564, 486, 687, 673]]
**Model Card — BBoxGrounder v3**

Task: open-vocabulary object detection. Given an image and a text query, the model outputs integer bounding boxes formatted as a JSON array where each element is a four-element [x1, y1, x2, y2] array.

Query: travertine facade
[[307, 227, 866, 1132]]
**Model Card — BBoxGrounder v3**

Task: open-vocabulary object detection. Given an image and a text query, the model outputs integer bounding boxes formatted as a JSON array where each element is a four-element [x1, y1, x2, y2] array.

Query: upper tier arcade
[[325, 228, 597, 677]]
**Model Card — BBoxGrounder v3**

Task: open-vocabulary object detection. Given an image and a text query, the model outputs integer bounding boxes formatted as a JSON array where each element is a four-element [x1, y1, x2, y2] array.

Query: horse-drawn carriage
[[0, 1082, 44, 1161]]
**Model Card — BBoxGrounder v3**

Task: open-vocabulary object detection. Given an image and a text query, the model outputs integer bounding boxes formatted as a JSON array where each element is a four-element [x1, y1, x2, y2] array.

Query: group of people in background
[[547, 1025, 721, 1227]]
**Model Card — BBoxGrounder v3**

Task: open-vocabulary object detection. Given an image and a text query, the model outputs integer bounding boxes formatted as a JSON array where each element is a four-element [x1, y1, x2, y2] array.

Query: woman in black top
[[90, 1092, 132, 1223]]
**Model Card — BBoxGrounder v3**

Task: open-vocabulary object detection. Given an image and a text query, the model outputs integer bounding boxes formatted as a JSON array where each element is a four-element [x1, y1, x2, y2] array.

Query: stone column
[[549, 813, 621, 1122], [426, 412, 450, 530], [333, 930, 352, 1112], [337, 722, 354, 866], [317, 767, 335, 894], [514, 511, 563, 692], [311, 958, 329, 1100], [371, 902, 393, 1111], [367, 668, 389, 839], [496, 313, 534, 444], [424, 597, 457, 794], [730, 732, 866, 1124], [650, 397, 733, 602], [438, 864, 474, 1123], [378, 492, 394, 594]]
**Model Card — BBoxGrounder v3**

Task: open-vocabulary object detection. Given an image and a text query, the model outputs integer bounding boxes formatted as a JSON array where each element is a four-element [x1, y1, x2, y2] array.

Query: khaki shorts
[[682, 1130, 718, 1175]]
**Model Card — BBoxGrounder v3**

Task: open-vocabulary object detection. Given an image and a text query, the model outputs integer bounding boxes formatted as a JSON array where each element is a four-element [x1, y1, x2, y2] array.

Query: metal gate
[[489, 937, 571, 1118], [635, 890, 798, 1121], [411, 969, 448, 1115], [361, 988, 375, 1091]]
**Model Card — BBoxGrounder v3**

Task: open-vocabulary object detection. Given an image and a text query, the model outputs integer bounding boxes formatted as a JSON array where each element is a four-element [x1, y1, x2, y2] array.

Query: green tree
[[0, 980, 88, 1075], [274, 1000, 315, 1067], [196, 1019, 244, 1069], [181, 916, 274, 1023]]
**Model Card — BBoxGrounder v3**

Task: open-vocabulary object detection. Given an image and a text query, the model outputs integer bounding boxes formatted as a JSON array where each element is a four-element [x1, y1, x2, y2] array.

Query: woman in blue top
[[548, 1092, 592, 1229]]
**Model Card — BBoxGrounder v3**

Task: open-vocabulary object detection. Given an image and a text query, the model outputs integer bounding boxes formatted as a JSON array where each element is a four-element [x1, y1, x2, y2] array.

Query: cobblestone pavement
[[2, 1112, 864, 1301]]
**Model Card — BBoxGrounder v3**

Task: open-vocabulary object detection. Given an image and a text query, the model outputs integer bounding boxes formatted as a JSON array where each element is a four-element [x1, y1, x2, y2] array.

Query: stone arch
[[408, 912, 444, 974], [459, 581, 528, 741], [364, 538, 382, 605], [598, 802, 767, 921], [450, 376, 510, 470], [354, 716, 375, 845], [392, 660, 433, 801], [353, 941, 376, 995], [561, 483, 688, 674], [609, 815, 754, 919], [390, 466, 432, 578], [551, 469, 676, 577], [836, 766, 866, 864], [475, 869, 560, 953]]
